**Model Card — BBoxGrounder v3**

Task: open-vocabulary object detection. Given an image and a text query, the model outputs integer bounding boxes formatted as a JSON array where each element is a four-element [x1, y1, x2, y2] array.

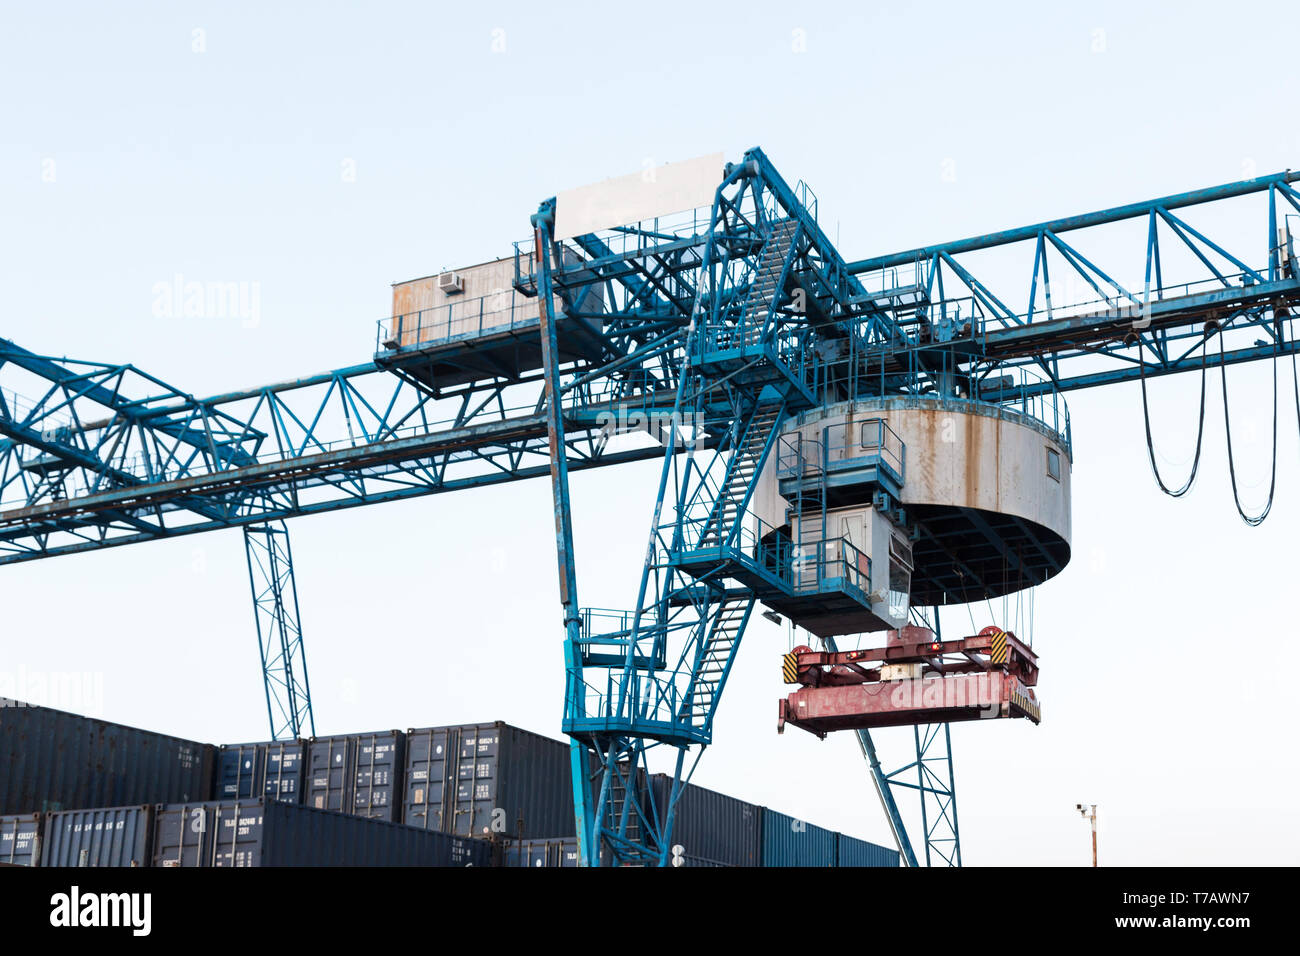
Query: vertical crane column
[[530, 199, 596, 866], [821, 633, 919, 867], [242, 520, 315, 741]]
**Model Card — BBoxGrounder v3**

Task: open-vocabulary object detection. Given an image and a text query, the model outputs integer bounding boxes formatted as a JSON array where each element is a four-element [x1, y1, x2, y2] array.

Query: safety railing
[[826, 418, 905, 485], [565, 667, 693, 731], [671, 512, 870, 602], [513, 210, 714, 293], [975, 365, 1072, 451], [794, 179, 818, 223], [776, 434, 822, 479], [790, 536, 871, 598], [376, 290, 545, 353], [776, 419, 906, 487], [580, 607, 638, 640], [693, 321, 817, 396]]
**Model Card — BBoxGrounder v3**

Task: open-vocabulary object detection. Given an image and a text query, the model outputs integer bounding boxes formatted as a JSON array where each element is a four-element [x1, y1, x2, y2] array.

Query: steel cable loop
[[1139, 335, 1208, 497], [1292, 317, 1300, 452], [1219, 329, 1278, 526]]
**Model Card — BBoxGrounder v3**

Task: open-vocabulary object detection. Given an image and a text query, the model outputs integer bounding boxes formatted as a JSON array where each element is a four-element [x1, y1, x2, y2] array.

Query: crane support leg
[[905, 723, 961, 867], [822, 634, 918, 867], [821, 633, 963, 866], [243, 520, 315, 741], [531, 200, 596, 865]]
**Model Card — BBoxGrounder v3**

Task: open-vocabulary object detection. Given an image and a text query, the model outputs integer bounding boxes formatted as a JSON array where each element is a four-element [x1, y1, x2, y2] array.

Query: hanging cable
[[1139, 334, 1208, 497], [1219, 329, 1278, 526], [1291, 317, 1300, 448]]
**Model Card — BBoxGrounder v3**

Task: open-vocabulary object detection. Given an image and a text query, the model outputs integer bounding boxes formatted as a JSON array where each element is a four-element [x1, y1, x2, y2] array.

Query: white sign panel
[[553, 152, 725, 240]]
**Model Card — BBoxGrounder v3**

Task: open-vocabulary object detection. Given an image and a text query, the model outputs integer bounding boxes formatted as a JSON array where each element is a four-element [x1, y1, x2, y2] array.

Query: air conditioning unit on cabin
[[437, 271, 464, 294]]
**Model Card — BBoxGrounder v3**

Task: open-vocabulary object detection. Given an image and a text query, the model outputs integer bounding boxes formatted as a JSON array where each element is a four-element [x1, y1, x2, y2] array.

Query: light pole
[[1076, 803, 1097, 866]]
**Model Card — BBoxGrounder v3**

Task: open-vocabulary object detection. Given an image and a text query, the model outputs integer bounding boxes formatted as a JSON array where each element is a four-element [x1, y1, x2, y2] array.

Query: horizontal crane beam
[[846, 170, 1300, 273]]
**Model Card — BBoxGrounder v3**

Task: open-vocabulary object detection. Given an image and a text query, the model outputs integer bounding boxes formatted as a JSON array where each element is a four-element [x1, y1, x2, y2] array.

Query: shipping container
[[760, 808, 836, 867], [835, 832, 900, 867], [0, 813, 41, 867], [42, 805, 153, 867], [650, 774, 760, 867], [306, 730, 404, 821], [403, 723, 573, 839], [0, 699, 214, 814], [215, 740, 305, 803], [152, 799, 492, 867], [504, 836, 579, 868]]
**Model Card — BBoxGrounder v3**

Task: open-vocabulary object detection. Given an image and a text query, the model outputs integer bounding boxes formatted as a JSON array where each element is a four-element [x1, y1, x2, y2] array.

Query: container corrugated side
[[41, 805, 154, 867], [650, 773, 760, 867], [152, 799, 492, 866], [215, 741, 305, 803], [0, 698, 214, 814], [306, 731, 404, 822], [835, 832, 900, 867], [0, 813, 42, 866], [403, 722, 573, 839], [760, 808, 836, 867]]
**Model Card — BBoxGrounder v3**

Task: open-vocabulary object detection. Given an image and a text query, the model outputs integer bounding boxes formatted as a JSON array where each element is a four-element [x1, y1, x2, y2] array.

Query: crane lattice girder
[[243, 520, 315, 740], [0, 350, 710, 563], [3, 160, 1296, 566]]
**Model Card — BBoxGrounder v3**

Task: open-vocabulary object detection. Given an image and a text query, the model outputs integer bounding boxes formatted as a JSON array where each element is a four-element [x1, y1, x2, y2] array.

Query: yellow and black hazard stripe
[[782, 652, 799, 684], [988, 628, 1008, 666], [1011, 689, 1041, 723]]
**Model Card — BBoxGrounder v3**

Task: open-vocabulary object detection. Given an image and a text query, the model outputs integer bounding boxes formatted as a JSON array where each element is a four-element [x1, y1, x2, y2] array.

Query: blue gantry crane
[[1, 148, 1297, 866]]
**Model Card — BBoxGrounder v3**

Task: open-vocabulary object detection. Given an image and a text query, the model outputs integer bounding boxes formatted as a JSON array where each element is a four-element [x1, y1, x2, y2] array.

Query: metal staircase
[[598, 760, 642, 855], [735, 219, 799, 346], [698, 404, 783, 548], [679, 597, 754, 723]]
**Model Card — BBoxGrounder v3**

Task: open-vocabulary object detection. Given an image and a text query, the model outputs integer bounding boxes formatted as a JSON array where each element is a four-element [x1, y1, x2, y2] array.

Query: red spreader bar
[[778, 625, 1041, 737]]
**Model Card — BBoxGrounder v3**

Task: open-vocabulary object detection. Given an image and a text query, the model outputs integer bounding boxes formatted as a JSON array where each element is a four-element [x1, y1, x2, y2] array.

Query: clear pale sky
[[2, 1, 1297, 865]]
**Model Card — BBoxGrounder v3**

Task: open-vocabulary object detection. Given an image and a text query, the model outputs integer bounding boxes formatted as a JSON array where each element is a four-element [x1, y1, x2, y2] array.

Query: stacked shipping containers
[[403, 722, 573, 839], [306, 730, 404, 821], [0, 701, 899, 867], [152, 799, 491, 867], [0, 699, 213, 814], [215, 741, 306, 803]]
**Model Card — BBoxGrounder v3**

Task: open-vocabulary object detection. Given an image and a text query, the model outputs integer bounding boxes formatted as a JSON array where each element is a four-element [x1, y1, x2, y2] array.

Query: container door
[[403, 728, 451, 831], [210, 804, 264, 867], [452, 727, 501, 838], [153, 805, 213, 868], [308, 738, 353, 813]]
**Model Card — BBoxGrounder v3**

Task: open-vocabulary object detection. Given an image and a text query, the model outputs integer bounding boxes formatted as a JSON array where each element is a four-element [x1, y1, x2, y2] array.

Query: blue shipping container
[[42, 805, 154, 867], [836, 832, 900, 867], [153, 799, 491, 866], [0, 699, 213, 814], [650, 774, 760, 867], [761, 808, 836, 867], [215, 741, 305, 803], [403, 723, 573, 839], [306, 731, 404, 822], [0, 813, 41, 866], [504, 836, 579, 867]]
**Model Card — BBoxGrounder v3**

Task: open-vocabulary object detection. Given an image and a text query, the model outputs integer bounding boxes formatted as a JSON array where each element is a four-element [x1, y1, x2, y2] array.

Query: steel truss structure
[[2, 147, 1297, 865]]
